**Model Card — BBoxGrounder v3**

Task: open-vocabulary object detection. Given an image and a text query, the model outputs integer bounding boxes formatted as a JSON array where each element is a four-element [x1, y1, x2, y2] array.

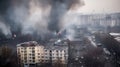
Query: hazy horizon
[[75, 0, 120, 14]]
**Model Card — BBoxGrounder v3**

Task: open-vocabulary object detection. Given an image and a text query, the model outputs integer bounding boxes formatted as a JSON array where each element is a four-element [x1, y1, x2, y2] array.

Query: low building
[[17, 41, 68, 67]]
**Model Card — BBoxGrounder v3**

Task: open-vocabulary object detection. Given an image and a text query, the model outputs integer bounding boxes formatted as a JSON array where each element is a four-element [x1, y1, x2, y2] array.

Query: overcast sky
[[77, 0, 120, 13]]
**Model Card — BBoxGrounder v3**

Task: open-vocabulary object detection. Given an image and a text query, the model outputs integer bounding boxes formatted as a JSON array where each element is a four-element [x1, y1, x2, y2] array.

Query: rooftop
[[17, 40, 68, 50], [110, 33, 120, 37], [17, 41, 39, 47]]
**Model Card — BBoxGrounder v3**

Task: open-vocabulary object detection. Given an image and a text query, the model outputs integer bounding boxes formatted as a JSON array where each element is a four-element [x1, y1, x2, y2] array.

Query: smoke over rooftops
[[0, 0, 85, 40]]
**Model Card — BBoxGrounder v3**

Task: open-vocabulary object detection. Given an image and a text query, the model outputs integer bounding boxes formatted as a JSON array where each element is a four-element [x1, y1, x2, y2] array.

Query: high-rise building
[[78, 13, 120, 27]]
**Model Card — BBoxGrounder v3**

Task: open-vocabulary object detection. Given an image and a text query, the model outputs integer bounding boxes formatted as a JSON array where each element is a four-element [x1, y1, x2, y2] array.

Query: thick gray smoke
[[48, 0, 84, 32], [0, 0, 85, 39], [9, 0, 51, 35], [0, 21, 11, 36], [62, 14, 81, 40]]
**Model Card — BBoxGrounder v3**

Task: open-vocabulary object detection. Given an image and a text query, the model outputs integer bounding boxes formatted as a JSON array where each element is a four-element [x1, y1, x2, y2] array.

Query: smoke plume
[[0, 0, 85, 40], [48, 0, 85, 32], [0, 19, 11, 36]]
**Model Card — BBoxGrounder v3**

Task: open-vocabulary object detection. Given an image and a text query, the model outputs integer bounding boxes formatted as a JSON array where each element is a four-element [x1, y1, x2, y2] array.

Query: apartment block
[[17, 41, 68, 67]]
